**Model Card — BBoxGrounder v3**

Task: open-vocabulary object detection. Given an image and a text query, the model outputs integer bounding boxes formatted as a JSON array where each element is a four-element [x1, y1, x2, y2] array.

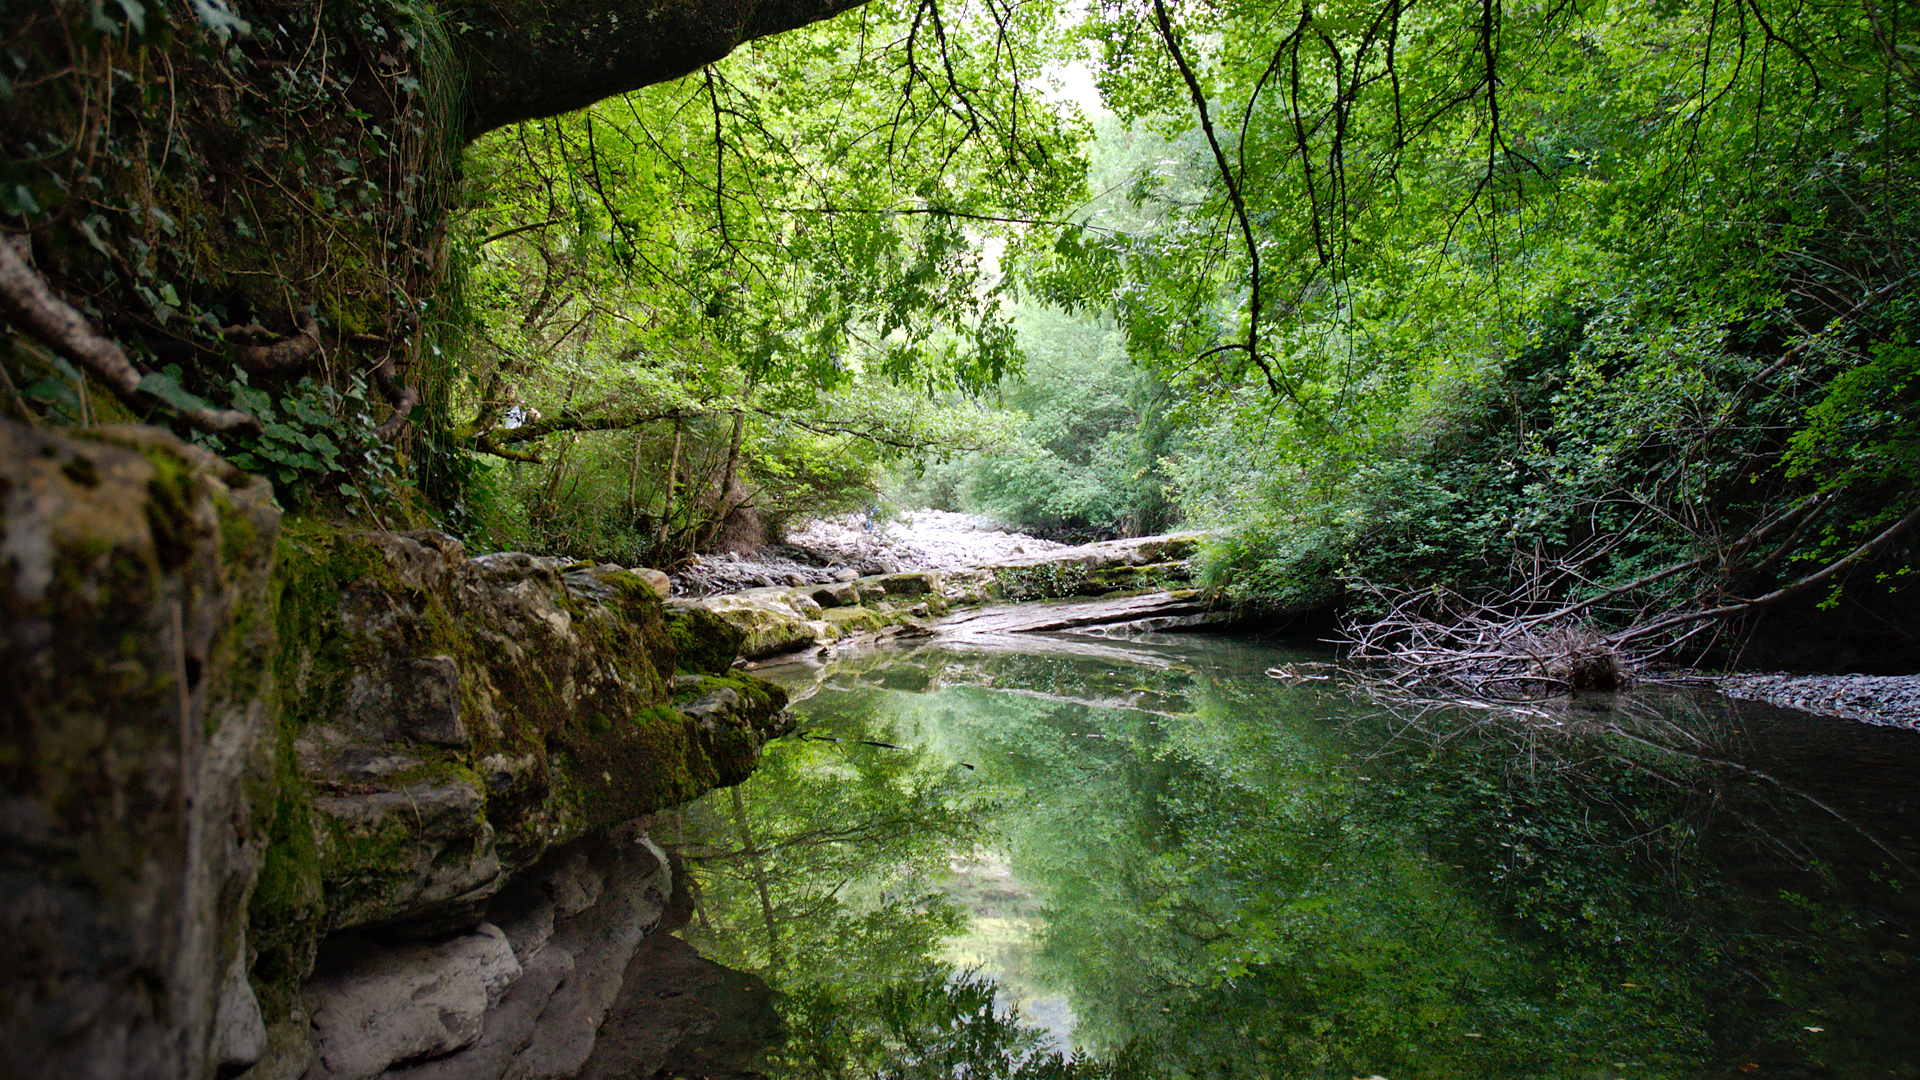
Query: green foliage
[[894, 230, 1186, 540], [450, 4, 1085, 554], [2, 0, 470, 515], [200, 368, 398, 504], [1010, 0, 1920, 622], [994, 561, 1093, 602]]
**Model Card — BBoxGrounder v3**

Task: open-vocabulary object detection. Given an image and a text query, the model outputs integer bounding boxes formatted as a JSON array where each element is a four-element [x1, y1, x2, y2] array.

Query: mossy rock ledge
[[1, 419, 788, 1080]]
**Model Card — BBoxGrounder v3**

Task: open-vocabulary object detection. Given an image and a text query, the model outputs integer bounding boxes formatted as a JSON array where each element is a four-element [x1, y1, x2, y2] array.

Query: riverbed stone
[[808, 581, 860, 608], [872, 570, 940, 597], [619, 567, 673, 599]]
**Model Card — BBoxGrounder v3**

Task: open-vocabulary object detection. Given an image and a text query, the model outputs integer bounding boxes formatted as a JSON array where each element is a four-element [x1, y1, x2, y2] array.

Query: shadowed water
[[667, 633, 1920, 1079]]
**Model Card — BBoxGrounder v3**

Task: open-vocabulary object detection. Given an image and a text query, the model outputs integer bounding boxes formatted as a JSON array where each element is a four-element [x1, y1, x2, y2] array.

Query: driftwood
[[1340, 584, 1636, 705]]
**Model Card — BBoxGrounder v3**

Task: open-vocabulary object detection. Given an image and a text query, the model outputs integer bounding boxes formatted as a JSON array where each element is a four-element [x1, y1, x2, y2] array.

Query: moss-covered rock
[[679, 589, 821, 659], [2, 442, 786, 1078], [257, 529, 786, 975], [665, 606, 747, 675], [0, 420, 282, 1080], [821, 605, 891, 633]]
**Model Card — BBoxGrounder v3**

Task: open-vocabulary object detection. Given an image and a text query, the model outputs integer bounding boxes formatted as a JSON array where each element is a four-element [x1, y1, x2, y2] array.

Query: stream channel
[[662, 629, 1920, 1078]]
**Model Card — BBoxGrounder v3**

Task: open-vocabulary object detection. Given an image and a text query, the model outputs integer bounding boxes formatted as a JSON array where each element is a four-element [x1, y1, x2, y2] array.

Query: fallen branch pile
[[1339, 494, 1920, 707], [1340, 585, 1639, 704]]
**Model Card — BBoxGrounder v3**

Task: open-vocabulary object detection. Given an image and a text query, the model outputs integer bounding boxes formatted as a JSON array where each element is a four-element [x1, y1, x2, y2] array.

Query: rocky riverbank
[[1719, 673, 1920, 728], [685, 515, 1920, 732], [0, 421, 790, 1080], [671, 529, 1227, 664]]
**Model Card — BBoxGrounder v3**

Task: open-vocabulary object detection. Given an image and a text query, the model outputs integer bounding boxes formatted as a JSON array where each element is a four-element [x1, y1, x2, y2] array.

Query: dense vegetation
[[2, 0, 1915, 656]]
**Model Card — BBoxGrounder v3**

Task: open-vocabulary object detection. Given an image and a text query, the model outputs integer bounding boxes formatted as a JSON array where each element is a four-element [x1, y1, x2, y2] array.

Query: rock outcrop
[[2, 423, 282, 1080], [0, 418, 791, 1080], [679, 531, 1225, 662]]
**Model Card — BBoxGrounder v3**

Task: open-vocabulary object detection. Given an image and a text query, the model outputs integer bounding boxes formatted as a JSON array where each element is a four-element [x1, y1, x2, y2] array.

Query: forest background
[[2, 0, 1916, 667]]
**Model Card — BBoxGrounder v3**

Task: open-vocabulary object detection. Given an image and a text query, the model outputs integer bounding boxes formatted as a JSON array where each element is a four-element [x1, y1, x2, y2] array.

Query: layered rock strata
[[0, 419, 789, 1080]]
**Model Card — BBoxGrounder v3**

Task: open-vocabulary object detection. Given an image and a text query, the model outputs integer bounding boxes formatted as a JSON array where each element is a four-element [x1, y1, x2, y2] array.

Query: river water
[[666, 631, 1920, 1079]]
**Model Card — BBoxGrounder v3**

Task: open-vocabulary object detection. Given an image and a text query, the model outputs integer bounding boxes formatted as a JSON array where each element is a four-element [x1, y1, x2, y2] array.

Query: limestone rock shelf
[[678, 531, 1226, 664], [0, 418, 787, 1080]]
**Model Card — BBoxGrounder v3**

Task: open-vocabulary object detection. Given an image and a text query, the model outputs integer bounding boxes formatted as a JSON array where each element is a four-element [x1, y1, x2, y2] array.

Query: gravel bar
[[1718, 673, 1920, 728]]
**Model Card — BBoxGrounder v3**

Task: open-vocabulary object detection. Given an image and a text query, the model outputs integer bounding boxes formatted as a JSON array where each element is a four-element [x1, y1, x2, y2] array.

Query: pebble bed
[[783, 510, 1066, 569], [1719, 673, 1920, 728]]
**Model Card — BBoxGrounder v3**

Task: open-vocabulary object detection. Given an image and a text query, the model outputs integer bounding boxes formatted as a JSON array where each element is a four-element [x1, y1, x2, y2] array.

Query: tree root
[[0, 237, 262, 435]]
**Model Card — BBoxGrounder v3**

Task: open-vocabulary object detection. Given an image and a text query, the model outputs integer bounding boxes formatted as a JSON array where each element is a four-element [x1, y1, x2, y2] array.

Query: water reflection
[[668, 634, 1920, 1078]]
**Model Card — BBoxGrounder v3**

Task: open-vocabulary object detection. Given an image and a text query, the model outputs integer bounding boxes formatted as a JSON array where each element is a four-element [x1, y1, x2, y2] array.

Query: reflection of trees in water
[[960, 654, 1920, 1076], [1319, 683, 1920, 1075], [667, 689, 1133, 1077], [677, 645, 1920, 1077]]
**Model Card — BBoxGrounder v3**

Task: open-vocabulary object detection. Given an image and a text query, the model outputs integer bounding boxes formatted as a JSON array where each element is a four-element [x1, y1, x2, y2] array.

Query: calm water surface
[[671, 632, 1920, 1079]]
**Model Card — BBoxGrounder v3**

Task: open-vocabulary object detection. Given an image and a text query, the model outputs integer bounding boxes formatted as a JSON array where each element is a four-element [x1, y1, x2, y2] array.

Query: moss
[[142, 454, 204, 572], [270, 524, 388, 732], [998, 557, 1090, 599], [214, 487, 261, 570], [383, 753, 485, 790], [1084, 561, 1190, 595], [821, 605, 889, 632], [666, 606, 746, 675]]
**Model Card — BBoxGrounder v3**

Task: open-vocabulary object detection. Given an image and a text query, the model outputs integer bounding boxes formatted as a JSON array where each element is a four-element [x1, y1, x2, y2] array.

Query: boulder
[[807, 581, 859, 608], [682, 590, 819, 658], [304, 925, 522, 1080], [257, 525, 788, 984], [0, 422, 281, 1080]]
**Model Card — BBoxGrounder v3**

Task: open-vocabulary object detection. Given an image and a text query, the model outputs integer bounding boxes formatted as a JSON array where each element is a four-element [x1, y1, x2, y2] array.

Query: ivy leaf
[[138, 371, 217, 414], [189, 0, 251, 40]]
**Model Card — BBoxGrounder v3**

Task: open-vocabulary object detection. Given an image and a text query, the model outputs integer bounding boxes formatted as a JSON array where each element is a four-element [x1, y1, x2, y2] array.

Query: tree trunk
[[698, 386, 751, 552], [626, 428, 645, 522], [458, 0, 874, 139], [659, 417, 684, 554], [729, 785, 783, 974]]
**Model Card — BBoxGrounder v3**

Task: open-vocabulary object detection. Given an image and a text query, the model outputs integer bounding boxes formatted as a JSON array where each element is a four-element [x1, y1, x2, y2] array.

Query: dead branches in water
[[1340, 496, 1920, 708], [1341, 584, 1634, 705]]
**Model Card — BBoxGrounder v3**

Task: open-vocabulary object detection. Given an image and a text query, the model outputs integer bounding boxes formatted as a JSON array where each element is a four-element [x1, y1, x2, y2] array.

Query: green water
[[667, 633, 1920, 1079]]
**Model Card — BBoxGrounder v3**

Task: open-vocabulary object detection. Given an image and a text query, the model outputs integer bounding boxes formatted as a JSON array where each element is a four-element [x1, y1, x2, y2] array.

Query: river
[[660, 631, 1920, 1078]]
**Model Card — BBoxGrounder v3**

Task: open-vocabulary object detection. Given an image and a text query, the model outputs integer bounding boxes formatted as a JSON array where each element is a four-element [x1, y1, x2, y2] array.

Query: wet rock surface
[[266, 530, 786, 960], [1, 414, 794, 1080]]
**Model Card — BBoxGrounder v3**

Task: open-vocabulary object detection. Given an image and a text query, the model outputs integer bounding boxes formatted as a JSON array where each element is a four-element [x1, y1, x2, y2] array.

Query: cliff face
[[0, 417, 789, 1080]]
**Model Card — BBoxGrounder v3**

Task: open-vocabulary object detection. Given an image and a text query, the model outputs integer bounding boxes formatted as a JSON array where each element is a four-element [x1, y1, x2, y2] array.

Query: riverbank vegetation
[[3, 0, 1915, 661]]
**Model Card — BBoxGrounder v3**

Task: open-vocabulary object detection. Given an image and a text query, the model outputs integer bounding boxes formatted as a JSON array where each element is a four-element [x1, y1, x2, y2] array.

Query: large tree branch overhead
[[458, 0, 874, 138]]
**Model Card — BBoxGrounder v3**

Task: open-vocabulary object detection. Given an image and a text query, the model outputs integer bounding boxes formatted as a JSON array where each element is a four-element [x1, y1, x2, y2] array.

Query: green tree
[[448, 1, 1088, 557], [1019, 0, 1917, 640]]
